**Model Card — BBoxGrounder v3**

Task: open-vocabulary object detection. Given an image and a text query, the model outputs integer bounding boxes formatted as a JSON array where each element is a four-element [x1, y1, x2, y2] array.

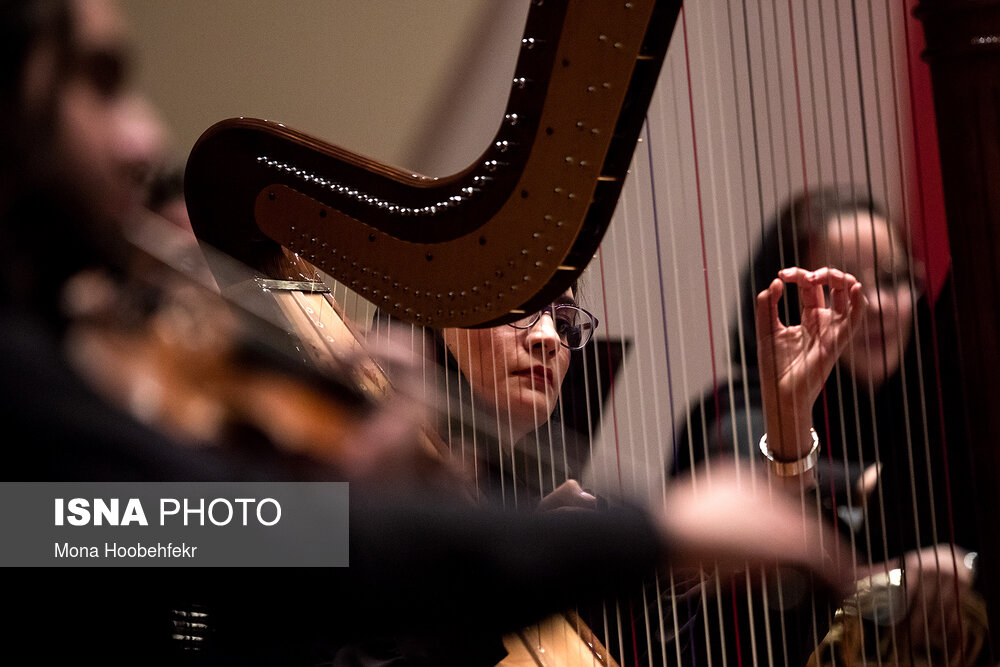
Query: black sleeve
[[1, 315, 667, 663], [187, 496, 665, 666], [342, 494, 664, 634]]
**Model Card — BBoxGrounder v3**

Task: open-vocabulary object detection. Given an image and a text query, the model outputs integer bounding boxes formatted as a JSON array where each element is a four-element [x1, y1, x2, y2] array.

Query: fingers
[[659, 461, 856, 596], [755, 277, 784, 339], [783, 268, 826, 311], [902, 546, 972, 652], [848, 282, 866, 328], [537, 479, 597, 513], [775, 267, 867, 324], [809, 268, 864, 320]]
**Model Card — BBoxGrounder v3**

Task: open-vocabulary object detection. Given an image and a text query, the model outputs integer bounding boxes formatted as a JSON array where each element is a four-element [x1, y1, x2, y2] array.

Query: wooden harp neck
[[184, 0, 681, 329]]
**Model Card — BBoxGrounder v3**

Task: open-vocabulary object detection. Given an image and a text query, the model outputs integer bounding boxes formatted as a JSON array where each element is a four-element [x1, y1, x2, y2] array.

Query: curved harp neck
[[185, 0, 682, 329]]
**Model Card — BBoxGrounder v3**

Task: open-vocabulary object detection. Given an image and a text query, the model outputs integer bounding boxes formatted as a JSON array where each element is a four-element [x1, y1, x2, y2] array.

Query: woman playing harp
[[672, 186, 986, 666]]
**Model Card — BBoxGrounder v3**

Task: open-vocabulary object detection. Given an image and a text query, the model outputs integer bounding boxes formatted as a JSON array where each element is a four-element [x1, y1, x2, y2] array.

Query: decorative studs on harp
[[597, 33, 625, 50], [262, 166, 536, 327], [256, 156, 483, 217]]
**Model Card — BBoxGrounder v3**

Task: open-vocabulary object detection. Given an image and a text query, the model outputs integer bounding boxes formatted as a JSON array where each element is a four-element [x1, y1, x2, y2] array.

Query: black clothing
[[1, 310, 664, 665], [670, 276, 982, 666]]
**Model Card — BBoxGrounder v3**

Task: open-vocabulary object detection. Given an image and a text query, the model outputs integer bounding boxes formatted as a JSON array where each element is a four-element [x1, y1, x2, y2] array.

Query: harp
[[185, 0, 681, 664], [186, 0, 681, 329], [176, 0, 998, 664]]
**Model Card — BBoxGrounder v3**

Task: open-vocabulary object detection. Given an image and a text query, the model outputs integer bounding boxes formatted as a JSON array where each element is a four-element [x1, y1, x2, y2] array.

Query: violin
[[59, 211, 450, 484]]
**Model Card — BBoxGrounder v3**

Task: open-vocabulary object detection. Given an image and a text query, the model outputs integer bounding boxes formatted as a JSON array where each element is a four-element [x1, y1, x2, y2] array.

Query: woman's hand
[[537, 479, 597, 513], [852, 544, 980, 659], [659, 460, 854, 596], [899, 545, 978, 655], [755, 267, 866, 460]]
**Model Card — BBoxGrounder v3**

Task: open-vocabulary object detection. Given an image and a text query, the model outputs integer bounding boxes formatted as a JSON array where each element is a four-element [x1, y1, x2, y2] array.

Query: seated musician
[[673, 186, 986, 666], [0, 1, 855, 663], [407, 286, 598, 508]]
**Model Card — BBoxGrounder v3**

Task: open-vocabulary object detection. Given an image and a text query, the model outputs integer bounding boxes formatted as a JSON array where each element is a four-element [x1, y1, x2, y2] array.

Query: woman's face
[[441, 291, 574, 440], [808, 212, 920, 389]]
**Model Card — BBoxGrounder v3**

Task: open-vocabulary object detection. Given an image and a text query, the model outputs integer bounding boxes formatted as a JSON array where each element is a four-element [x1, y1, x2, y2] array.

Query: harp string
[[653, 27, 726, 666], [691, 5, 760, 667], [869, 1, 941, 653], [898, 1, 974, 657], [642, 9, 694, 666], [904, 14, 970, 661], [782, 27, 821, 620], [603, 135, 672, 661], [271, 0, 978, 662], [786, 0, 886, 660], [676, 0, 967, 664]]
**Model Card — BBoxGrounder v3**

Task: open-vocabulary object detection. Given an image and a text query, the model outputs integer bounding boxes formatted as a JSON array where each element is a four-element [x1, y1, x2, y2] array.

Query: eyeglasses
[[507, 304, 599, 350]]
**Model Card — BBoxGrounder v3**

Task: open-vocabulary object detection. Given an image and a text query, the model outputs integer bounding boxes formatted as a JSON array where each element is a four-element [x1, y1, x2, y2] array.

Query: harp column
[[915, 0, 1000, 645]]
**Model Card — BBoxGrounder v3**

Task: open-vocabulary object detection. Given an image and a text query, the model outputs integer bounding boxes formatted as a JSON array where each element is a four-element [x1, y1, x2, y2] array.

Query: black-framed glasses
[[507, 304, 599, 350]]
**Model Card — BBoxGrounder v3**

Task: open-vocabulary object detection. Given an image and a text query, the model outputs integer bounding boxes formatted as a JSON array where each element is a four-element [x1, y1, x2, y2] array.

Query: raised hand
[[755, 267, 866, 460]]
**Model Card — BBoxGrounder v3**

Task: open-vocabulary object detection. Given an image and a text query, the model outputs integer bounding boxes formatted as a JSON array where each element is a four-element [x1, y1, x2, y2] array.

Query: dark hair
[[0, 0, 75, 313], [0, 0, 70, 191], [732, 184, 887, 370]]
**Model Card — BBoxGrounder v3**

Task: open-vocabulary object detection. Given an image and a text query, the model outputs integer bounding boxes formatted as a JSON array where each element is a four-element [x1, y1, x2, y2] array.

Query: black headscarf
[[668, 185, 983, 667], [673, 184, 979, 559]]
